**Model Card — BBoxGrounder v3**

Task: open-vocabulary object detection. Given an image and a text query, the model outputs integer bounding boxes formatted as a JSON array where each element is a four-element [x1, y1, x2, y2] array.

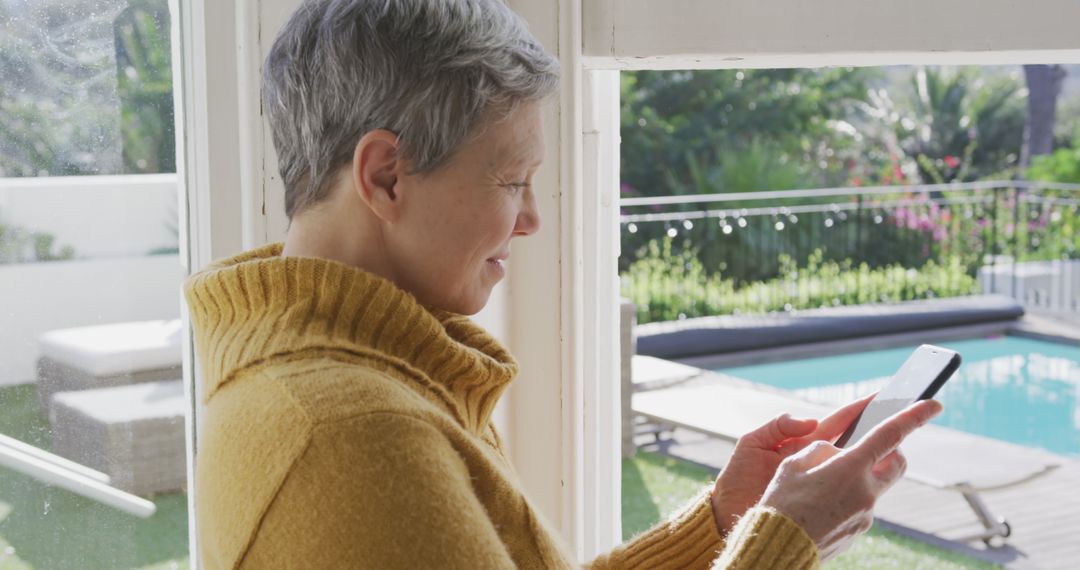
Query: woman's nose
[[514, 189, 541, 236]]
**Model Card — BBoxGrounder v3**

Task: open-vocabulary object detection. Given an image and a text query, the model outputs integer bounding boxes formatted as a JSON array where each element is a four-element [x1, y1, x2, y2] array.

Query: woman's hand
[[759, 399, 942, 561], [710, 394, 876, 536]]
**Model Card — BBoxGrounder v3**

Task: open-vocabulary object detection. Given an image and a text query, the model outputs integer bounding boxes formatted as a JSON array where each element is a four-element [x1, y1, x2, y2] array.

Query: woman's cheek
[[498, 198, 522, 235]]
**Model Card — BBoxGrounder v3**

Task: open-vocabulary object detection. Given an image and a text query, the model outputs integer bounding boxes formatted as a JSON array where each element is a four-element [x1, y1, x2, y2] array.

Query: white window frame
[[176, 0, 1080, 566]]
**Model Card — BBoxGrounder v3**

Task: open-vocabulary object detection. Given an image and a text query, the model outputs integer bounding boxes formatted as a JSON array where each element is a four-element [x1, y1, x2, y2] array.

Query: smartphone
[[834, 344, 961, 448]]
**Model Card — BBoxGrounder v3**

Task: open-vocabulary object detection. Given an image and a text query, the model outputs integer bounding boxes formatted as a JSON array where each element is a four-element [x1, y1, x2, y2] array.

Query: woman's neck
[[281, 206, 401, 286]]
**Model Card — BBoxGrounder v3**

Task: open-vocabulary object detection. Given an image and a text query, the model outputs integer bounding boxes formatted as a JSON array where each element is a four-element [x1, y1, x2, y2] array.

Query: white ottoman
[[49, 379, 187, 496], [36, 319, 182, 417]]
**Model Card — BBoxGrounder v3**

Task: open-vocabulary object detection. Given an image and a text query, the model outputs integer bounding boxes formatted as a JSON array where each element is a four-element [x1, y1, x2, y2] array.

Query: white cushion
[[631, 355, 703, 390], [51, 379, 185, 424], [38, 319, 182, 376]]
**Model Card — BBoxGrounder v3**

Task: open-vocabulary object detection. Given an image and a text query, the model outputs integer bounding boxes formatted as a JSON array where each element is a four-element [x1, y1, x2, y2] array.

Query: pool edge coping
[[670, 315, 1080, 371]]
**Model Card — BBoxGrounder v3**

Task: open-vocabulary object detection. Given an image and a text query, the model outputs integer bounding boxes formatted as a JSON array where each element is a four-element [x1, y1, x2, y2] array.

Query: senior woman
[[183, 0, 941, 568]]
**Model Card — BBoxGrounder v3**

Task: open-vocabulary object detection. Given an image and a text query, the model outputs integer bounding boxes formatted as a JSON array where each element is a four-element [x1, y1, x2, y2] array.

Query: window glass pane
[[0, 0, 189, 568], [621, 64, 1080, 568], [0, 0, 175, 178]]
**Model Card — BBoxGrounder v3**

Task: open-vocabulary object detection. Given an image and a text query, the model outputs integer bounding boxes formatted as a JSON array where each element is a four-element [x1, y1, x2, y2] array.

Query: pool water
[[715, 336, 1080, 456]]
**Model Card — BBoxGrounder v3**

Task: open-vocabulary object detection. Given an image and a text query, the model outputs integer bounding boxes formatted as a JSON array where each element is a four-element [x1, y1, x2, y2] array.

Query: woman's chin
[[463, 290, 496, 316], [435, 287, 493, 317]]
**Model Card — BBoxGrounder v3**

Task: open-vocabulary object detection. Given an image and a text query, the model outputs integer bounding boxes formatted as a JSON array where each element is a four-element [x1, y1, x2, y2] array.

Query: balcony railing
[[619, 181, 1080, 322]]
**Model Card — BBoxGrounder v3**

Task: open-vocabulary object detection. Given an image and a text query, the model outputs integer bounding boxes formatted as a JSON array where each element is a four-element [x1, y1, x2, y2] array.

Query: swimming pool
[[715, 336, 1080, 456]]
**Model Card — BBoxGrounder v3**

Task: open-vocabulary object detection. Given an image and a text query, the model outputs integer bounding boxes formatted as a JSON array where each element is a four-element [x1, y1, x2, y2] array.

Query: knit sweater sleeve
[[586, 486, 818, 570], [237, 412, 517, 569]]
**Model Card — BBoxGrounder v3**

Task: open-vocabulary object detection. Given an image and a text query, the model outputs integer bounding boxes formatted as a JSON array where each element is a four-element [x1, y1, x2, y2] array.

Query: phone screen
[[835, 344, 960, 448]]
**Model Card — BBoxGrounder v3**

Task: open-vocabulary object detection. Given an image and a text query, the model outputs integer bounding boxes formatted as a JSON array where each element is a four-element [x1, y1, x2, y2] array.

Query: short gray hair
[[263, 0, 560, 220]]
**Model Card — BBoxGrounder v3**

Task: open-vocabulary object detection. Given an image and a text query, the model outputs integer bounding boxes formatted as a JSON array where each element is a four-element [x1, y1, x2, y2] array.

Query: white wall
[[0, 174, 179, 259], [0, 255, 184, 387], [470, 281, 512, 434], [979, 259, 1080, 311]]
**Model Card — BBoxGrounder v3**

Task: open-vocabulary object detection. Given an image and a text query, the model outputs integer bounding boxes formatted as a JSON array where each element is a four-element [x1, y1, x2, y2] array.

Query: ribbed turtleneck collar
[[182, 242, 518, 433]]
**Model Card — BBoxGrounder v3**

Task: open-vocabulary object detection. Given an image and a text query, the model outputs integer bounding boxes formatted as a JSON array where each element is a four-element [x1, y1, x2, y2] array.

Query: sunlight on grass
[[0, 384, 189, 570], [829, 530, 996, 570], [0, 535, 33, 570]]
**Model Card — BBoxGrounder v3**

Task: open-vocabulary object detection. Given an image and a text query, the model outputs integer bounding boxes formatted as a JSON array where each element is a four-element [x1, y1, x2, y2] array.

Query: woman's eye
[[505, 182, 530, 191]]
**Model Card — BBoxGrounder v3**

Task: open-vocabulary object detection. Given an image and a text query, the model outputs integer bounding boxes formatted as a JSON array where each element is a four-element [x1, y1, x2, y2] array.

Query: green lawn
[[0, 384, 190, 570], [623, 450, 999, 569]]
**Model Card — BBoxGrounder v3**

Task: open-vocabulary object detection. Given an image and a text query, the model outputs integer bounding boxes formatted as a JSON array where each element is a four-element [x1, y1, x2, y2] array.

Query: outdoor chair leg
[[954, 483, 1011, 545], [632, 416, 675, 444]]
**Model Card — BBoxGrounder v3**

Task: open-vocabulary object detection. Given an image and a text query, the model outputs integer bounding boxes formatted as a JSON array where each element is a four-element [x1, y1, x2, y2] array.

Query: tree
[[114, 0, 174, 174], [620, 68, 880, 199], [852, 67, 1027, 184], [619, 68, 890, 280], [1020, 64, 1066, 168]]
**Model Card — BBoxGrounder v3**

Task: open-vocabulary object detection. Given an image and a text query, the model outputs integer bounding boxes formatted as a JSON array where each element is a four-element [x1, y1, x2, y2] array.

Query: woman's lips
[[486, 258, 506, 277]]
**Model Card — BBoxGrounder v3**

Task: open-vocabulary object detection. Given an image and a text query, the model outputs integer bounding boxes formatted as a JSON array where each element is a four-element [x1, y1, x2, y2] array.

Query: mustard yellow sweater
[[183, 242, 818, 569]]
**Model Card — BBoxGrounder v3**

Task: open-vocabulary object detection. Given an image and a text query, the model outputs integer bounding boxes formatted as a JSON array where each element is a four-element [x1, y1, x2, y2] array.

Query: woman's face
[[389, 102, 545, 315]]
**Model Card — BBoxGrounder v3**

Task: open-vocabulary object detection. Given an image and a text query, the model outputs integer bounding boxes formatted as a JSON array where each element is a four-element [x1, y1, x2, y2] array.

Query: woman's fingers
[[814, 392, 877, 443], [843, 399, 942, 469], [870, 450, 908, 492], [774, 393, 876, 456], [740, 413, 819, 451], [788, 439, 840, 468], [759, 400, 940, 563]]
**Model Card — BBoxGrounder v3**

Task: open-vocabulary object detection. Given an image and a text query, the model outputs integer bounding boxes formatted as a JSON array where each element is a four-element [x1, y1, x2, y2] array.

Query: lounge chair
[[36, 319, 182, 417], [624, 355, 705, 449], [50, 379, 187, 496], [631, 373, 1062, 544]]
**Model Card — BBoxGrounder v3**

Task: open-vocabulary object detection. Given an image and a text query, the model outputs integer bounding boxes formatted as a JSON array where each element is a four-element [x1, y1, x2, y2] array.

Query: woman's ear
[[351, 130, 403, 222]]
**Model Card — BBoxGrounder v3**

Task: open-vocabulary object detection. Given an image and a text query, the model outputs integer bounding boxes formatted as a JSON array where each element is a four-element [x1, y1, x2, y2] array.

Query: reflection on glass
[[0, 0, 174, 178]]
